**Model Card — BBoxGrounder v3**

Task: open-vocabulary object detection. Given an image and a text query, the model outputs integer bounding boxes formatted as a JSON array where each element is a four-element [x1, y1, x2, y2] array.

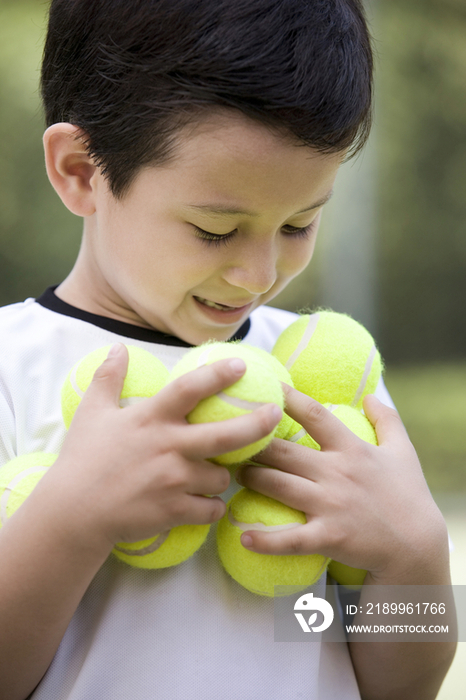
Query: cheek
[[281, 233, 318, 277]]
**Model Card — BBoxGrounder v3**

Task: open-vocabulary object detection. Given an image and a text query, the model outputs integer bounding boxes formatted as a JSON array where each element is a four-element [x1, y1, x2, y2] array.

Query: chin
[[187, 325, 241, 346]]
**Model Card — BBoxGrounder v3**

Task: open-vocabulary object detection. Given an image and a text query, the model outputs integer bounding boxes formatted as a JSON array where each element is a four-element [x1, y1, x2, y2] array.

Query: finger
[[281, 383, 355, 451], [239, 520, 329, 557], [127, 494, 227, 539], [363, 395, 410, 448], [178, 494, 227, 526], [79, 343, 129, 411], [243, 437, 324, 478], [184, 461, 231, 497], [180, 403, 283, 460], [152, 358, 248, 419], [236, 464, 319, 512]]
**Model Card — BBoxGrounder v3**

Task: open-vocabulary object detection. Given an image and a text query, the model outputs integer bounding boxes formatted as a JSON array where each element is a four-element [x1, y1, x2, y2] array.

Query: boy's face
[[77, 112, 343, 345]]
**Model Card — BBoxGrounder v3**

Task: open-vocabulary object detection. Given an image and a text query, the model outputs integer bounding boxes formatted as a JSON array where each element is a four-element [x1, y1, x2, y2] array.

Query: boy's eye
[[281, 222, 316, 238], [192, 221, 316, 246], [193, 226, 237, 246], [282, 222, 314, 237]]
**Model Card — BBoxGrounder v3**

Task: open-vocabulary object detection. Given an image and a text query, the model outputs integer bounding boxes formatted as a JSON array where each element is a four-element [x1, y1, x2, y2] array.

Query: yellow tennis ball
[[169, 342, 285, 465], [245, 347, 294, 442], [113, 520, 211, 569], [0, 453, 57, 528], [284, 404, 377, 451], [253, 349, 295, 441], [274, 412, 295, 442], [216, 488, 329, 597], [61, 344, 169, 428], [325, 404, 378, 446], [272, 311, 383, 409], [285, 418, 320, 450], [327, 560, 367, 589]]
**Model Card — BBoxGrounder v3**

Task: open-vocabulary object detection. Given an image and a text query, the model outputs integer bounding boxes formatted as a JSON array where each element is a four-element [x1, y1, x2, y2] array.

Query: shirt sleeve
[[0, 372, 16, 467], [374, 376, 396, 410]]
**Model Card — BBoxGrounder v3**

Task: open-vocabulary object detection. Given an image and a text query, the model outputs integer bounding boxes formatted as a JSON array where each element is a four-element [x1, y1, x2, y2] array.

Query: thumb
[[83, 343, 129, 410]]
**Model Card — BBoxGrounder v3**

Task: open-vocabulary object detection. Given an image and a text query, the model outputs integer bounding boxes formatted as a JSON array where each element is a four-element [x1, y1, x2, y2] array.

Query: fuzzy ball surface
[[283, 404, 377, 450], [169, 342, 285, 465], [272, 311, 383, 408], [217, 488, 329, 597], [327, 560, 367, 589], [61, 344, 169, 429], [113, 521, 211, 569], [284, 418, 321, 450], [0, 453, 57, 528], [325, 404, 378, 446]]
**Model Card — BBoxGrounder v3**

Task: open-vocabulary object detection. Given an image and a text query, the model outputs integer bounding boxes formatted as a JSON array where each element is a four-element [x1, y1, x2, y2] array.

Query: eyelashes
[[193, 221, 316, 247], [281, 223, 316, 238], [193, 227, 236, 247]]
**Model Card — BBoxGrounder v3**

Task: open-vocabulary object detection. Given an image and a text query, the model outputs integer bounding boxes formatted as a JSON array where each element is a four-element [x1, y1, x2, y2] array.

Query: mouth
[[193, 296, 255, 324], [194, 296, 253, 311]]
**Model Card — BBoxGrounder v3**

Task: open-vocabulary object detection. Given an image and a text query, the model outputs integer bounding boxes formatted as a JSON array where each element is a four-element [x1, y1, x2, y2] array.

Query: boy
[[0, 1, 455, 698]]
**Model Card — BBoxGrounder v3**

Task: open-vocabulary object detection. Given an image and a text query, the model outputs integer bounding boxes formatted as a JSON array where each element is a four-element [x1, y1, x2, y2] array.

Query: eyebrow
[[185, 191, 334, 218]]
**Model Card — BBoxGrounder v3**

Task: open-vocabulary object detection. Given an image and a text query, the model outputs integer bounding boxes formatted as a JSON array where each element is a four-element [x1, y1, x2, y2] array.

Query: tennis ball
[[249, 348, 294, 442], [216, 488, 329, 597], [62, 344, 169, 428], [272, 311, 383, 409], [327, 560, 367, 589], [325, 404, 378, 446], [274, 410, 295, 442], [284, 404, 376, 450], [113, 520, 211, 570], [283, 405, 376, 456], [0, 453, 57, 528], [169, 342, 285, 465], [285, 418, 320, 450]]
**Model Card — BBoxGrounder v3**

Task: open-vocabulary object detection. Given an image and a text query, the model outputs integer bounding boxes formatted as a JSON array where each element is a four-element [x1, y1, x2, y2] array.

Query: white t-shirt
[[0, 290, 394, 700]]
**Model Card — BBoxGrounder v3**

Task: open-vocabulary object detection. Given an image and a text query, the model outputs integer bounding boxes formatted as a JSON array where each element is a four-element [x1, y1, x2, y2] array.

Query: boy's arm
[[347, 523, 455, 699], [349, 573, 456, 700], [235, 387, 456, 700], [0, 345, 281, 700], [346, 397, 456, 700], [0, 488, 114, 700]]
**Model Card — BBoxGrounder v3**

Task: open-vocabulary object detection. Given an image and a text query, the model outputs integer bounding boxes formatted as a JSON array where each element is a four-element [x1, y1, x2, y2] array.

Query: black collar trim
[[35, 286, 251, 348]]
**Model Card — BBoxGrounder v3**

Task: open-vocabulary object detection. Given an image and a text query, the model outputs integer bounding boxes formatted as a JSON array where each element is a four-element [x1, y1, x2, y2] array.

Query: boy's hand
[[38, 343, 282, 552], [235, 383, 449, 585]]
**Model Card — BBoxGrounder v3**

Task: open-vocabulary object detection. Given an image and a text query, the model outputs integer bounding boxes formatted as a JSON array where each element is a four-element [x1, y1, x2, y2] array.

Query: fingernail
[[241, 535, 253, 549], [229, 358, 246, 374], [107, 343, 123, 358], [272, 405, 283, 422]]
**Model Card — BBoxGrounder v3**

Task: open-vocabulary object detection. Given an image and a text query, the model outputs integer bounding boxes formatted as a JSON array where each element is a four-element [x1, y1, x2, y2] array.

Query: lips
[[194, 296, 253, 311], [195, 297, 234, 310], [193, 296, 255, 324]]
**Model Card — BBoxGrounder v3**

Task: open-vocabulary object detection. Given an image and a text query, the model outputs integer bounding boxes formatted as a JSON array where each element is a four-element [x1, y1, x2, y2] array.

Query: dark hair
[[41, 0, 374, 198]]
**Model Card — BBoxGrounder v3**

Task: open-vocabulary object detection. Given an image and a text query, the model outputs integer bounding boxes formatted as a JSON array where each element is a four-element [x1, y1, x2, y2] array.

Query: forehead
[[141, 110, 344, 215]]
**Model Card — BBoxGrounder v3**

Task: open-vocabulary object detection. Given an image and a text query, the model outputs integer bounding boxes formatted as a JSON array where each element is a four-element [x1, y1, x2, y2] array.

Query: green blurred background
[[0, 0, 465, 496]]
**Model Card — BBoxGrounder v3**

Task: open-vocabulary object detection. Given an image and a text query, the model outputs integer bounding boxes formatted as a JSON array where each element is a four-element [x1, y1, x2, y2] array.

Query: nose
[[222, 238, 278, 295]]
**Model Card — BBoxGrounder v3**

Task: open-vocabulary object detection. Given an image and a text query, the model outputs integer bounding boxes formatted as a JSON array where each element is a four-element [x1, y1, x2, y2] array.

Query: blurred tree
[[275, 0, 466, 365], [377, 0, 466, 363], [0, 1, 81, 306]]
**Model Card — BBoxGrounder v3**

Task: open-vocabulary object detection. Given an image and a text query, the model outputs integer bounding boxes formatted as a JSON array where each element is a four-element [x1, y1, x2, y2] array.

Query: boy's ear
[[43, 123, 98, 217]]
